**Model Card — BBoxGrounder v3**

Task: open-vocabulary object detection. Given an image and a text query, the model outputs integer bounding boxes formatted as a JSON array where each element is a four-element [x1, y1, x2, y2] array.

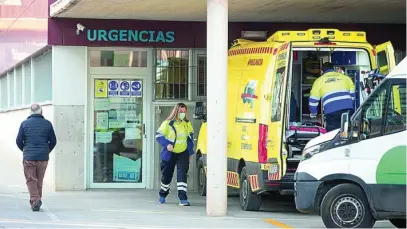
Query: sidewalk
[[0, 186, 397, 228], [0, 186, 303, 228]]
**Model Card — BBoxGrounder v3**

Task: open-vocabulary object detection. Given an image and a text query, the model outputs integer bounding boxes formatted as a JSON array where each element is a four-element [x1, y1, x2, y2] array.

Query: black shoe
[[32, 200, 42, 212]]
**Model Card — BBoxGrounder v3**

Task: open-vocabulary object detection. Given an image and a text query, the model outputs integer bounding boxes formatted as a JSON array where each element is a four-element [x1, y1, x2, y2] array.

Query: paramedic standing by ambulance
[[309, 62, 356, 131], [155, 103, 194, 206]]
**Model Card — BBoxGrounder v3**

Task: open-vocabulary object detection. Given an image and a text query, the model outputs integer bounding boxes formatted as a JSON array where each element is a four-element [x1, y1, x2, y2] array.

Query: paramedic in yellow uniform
[[155, 103, 194, 206], [309, 62, 356, 131]]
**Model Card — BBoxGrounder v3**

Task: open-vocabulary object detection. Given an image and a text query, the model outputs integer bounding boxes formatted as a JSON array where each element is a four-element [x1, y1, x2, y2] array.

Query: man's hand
[[167, 144, 174, 152]]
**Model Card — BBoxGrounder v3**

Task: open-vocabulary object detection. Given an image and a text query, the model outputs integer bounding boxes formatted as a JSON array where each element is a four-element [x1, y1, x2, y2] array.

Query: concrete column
[[206, 0, 228, 216], [51, 46, 87, 190]]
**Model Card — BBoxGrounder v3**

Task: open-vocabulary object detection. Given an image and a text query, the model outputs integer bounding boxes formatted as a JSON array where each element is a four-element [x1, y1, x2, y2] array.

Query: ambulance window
[[377, 51, 388, 68], [271, 67, 286, 122], [384, 80, 406, 135], [360, 85, 388, 139]]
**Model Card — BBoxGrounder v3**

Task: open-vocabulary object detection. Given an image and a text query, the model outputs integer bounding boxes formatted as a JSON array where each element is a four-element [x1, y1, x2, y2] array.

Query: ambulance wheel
[[321, 183, 375, 228], [197, 160, 206, 196], [239, 167, 261, 211], [389, 219, 406, 228]]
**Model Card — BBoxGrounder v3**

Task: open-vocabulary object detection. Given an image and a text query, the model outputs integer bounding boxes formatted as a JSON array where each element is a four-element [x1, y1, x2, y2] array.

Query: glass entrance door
[[90, 77, 146, 188]]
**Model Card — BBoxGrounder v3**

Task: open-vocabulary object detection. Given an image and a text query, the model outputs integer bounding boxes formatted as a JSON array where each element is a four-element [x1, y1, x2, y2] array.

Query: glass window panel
[[155, 49, 189, 100], [15, 66, 23, 106], [92, 79, 144, 184], [197, 56, 207, 96], [377, 51, 388, 68], [361, 86, 387, 139], [0, 75, 8, 110], [384, 82, 406, 134], [33, 52, 52, 102], [8, 71, 14, 107], [90, 50, 148, 67], [23, 62, 31, 105]]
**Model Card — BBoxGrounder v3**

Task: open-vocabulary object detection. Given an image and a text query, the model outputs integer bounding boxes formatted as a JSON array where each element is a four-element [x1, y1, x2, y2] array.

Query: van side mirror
[[340, 112, 350, 140], [193, 102, 206, 120]]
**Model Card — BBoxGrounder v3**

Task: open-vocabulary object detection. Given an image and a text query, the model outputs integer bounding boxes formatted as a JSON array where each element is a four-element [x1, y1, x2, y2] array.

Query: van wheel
[[389, 219, 406, 228], [197, 160, 206, 196], [320, 183, 375, 228], [239, 167, 261, 211]]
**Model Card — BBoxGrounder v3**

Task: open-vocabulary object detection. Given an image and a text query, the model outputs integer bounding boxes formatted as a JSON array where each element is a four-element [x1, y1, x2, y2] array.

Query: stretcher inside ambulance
[[194, 28, 396, 211]]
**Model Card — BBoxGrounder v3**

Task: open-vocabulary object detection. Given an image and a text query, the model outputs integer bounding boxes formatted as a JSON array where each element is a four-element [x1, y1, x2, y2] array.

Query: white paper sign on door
[[96, 112, 109, 130], [94, 98, 110, 111], [95, 131, 113, 143], [125, 127, 142, 140]]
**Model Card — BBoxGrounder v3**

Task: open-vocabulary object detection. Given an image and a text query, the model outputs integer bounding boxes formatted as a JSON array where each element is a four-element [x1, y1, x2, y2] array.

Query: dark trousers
[[23, 160, 48, 207], [159, 151, 189, 200], [325, 109, 352, 132]]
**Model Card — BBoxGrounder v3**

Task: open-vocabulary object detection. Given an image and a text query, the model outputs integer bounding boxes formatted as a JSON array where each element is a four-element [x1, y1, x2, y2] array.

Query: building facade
[[0, 0, 406, 191]]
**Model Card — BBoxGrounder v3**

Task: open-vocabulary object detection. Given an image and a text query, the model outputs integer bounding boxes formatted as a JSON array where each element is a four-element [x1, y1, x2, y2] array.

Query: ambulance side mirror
[[340, 112, 350, 140]]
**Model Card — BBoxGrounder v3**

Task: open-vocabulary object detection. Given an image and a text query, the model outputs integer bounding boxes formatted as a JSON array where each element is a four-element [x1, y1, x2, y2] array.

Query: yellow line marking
[[264, 218, 293, 228]]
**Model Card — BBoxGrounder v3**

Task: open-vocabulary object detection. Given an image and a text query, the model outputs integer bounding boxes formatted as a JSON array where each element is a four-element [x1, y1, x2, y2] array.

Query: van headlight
[[302, 144, 322, 160]]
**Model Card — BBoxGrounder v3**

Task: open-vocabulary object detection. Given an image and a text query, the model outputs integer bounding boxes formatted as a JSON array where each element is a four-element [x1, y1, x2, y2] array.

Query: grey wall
[[53, 105, 85, 190]]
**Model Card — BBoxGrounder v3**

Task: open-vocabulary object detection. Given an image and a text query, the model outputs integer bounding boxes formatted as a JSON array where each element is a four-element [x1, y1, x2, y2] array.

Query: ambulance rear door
[[375, 41, 396, 75], [266, 41, 292, 181]]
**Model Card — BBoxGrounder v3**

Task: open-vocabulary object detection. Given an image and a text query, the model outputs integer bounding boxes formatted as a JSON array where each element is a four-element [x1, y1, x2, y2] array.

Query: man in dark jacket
[[16, 104, 57, 211]]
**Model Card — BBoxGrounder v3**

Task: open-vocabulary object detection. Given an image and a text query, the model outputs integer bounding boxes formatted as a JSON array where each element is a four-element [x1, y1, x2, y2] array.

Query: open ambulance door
[[265, 41, 292, 181], [375, 41, 396, 75]]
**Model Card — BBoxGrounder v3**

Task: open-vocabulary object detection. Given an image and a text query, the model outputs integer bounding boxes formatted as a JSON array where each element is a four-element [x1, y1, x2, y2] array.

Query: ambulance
[[294, 57, 406, 228], [193, 28, 397, 211]]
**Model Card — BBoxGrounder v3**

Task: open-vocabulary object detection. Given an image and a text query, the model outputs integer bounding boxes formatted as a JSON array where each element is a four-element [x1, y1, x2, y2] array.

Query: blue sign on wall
[[108, 80, 119, 97], [87, 29, 175, 43], [119, 80, 131, 97], [131, 80, 142, 97]]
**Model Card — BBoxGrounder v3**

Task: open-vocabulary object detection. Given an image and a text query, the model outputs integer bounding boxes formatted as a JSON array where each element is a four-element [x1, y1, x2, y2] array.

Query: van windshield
[[289, 48, 371, 125]]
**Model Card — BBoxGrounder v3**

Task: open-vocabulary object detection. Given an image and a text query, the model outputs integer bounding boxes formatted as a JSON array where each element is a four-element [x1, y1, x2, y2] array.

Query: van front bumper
[[294, 172, 321, 214]]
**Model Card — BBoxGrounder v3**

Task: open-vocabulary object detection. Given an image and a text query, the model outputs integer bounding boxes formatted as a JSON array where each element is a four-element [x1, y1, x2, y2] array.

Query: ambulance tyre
[[321, 183, 375, 228], [197, 160, 207, 196], [389, 219, 406, 228], [239, 167, 261, 211]]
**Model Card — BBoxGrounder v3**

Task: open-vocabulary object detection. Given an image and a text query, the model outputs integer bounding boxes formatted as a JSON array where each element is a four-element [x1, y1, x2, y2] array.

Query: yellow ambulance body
[[194, 28, 396, 211]]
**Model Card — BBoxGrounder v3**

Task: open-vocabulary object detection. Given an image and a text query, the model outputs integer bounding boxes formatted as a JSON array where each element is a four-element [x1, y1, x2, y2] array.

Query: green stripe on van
[[376, 145, 406, 185]]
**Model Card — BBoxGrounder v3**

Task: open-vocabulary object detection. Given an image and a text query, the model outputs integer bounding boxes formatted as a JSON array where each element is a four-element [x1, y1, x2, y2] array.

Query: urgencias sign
[[87, 29, 175, 43]]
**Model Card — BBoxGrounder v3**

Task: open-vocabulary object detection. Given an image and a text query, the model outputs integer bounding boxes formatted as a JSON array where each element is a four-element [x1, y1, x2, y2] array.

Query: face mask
[[179, 112, 186, 120]]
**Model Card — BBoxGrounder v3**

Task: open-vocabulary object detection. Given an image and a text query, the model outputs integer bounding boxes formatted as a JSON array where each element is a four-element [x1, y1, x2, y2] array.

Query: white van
[[294, 58, 406, 228]]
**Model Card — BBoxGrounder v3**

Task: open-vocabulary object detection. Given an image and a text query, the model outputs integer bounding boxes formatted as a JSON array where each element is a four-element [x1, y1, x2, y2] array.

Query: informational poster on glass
[[93, 78, 144, 184], [113, 154, 141, 182], [95, 80, 108, 98], [94, 98, 110, 111], [96, 112, 109, 130]]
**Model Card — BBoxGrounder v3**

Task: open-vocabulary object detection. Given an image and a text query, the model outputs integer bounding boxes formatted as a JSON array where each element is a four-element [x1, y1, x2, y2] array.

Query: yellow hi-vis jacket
[[155, 119, 194, 160], [309, 70, 356, 115]]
